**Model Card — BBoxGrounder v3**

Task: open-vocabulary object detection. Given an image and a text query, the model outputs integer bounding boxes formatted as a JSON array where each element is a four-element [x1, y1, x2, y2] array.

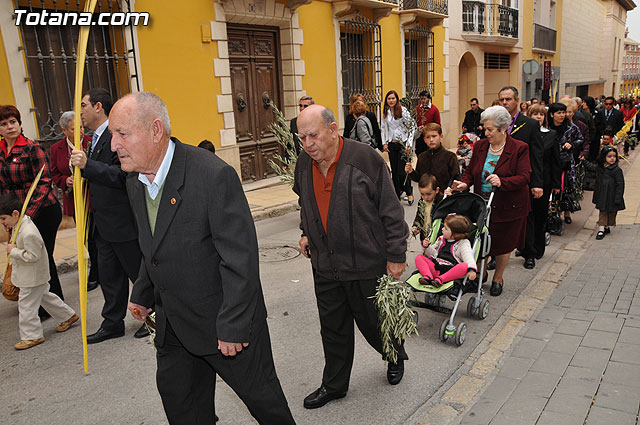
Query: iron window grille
[[13, 0, 140, 144], [340, 14, 382, 122], [404, 25, 434, 107]]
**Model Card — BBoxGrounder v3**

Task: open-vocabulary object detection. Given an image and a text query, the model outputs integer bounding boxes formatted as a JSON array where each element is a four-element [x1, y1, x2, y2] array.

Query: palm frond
[[267, 101, 299, 187]]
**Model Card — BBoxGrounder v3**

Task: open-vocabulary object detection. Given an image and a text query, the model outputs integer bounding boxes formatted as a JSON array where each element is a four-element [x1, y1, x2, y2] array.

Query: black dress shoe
[[524, 258, 535, 269], [387, 360, 404, 385], [87, 281, 99, 292], [490, 281, 503, 296], [486, 258, 496, 270], [87, 327, 125, 344], [134, 323, 150, 339], [564, 216, 572, 224], [604, 226, 611, 234], [303, 386, 346, 409]]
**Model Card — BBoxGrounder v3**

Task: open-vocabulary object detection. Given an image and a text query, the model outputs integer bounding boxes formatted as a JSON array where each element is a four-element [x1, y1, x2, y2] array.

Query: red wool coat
[[50, 136, 89, 217]]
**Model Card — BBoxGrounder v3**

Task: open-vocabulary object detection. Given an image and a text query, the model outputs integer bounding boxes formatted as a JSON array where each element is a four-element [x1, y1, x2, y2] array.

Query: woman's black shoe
[[490, 281, 503, 296], [407, 196, 414, 206], [604, 226, 610, 235], [564, 216, 572, 224], [486, 258, 496, 270], [524, 258, 535, 269]]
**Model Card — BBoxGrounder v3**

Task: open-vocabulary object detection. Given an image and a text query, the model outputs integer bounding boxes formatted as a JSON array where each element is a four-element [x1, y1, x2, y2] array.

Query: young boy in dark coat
[[585, 146, 625, 240]]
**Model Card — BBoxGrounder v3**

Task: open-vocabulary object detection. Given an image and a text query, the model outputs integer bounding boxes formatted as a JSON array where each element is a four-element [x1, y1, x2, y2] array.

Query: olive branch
[[267, 101, 299, 187], [372, 274, 418, 364]]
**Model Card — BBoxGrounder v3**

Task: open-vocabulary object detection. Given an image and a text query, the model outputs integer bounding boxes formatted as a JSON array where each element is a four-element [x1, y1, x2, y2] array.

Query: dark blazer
[[462, 108, 485, 138], [128, 138, 267, 356], [603, 108, 624, 134], [510, 112, 543, 189], [289, 117, 301, 156], [540, 129, 562, 190], [50, 136, 89, 217], [343, 112, 383, 150], [461, 136, 531, 222], [82, 127, 137, 243]]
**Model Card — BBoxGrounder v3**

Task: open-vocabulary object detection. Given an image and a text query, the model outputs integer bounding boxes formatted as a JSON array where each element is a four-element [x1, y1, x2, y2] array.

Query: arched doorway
[[458, 52, 478, 131]]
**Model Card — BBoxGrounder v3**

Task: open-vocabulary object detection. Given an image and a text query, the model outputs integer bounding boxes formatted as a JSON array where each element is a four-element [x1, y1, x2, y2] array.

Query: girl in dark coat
[[585, 146, 625, 240]]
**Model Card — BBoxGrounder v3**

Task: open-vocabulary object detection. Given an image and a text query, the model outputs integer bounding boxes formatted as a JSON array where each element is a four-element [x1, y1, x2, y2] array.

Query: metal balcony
[[533, 23, 556, 53], [462, 1, 518, 46], [399, 0, 447, 14]]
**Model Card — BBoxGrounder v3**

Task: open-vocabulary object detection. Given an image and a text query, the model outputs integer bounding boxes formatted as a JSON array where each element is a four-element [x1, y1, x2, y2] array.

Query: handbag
[[2, 263, 19, 301]]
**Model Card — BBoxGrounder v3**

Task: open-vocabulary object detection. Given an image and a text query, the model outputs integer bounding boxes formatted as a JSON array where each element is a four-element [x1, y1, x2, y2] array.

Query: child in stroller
[[416, 214, 478, 288]]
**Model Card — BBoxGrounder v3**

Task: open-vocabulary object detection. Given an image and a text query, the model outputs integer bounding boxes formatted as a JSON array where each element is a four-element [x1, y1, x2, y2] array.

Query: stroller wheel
[[467, 296, 479, 317], [479, 300, 490, 320], [455, 323, 467, 346], [545, 232, 551, 246], [439, 319, 450, 342]]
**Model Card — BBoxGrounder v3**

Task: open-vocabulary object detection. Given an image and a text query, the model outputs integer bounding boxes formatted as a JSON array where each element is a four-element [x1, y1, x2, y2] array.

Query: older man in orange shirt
[[294, 105, 410, 410]]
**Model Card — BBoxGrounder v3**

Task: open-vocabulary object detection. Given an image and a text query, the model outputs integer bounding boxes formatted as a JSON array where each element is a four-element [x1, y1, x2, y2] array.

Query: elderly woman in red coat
[[450, 106, 531, 297], [50, 111, 99, 289]]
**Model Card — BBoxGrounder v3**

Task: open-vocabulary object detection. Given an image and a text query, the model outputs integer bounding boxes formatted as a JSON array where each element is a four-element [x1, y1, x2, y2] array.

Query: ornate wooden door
[[228, 25, 283, 182]]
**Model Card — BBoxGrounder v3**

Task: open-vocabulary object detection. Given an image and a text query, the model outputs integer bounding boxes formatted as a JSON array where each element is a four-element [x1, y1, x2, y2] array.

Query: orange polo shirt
[[312, 137, 344, 232]]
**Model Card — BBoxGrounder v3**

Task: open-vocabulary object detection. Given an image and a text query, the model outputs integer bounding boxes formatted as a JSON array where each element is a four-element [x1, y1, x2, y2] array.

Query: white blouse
[[381, 106, 415, 148]]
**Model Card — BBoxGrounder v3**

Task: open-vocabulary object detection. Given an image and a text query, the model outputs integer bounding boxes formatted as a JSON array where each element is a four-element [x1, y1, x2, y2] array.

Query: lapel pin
[[170, 198, 176, 205]]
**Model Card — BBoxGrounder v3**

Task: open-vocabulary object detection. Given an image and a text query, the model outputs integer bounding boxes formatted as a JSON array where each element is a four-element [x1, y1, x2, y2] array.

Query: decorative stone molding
[[212, 0, 305, 153], [331, 0, 394, 22]]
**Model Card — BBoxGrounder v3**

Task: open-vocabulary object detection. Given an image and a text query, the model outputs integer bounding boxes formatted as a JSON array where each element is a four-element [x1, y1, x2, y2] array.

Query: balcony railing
[[399, 0, 448, 14], [462, 1, 518, 39], [533, 23, 556, 52]]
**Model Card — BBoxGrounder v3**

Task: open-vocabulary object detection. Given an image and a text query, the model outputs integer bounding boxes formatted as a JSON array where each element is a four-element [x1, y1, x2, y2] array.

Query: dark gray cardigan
[[293, 138, 409, 281]]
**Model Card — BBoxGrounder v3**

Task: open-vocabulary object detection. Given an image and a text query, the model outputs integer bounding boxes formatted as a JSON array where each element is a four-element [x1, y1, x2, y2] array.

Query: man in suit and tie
[[498, 86, 544, 269], [70, 88, 147, 343], [115, 92, 295, 425], [602, 96, 624, 134]]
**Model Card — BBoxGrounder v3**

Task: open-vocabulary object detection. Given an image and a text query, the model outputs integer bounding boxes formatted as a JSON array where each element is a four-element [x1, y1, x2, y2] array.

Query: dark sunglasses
[[605, 102, 614, 106], [299, 104, 310, 108]]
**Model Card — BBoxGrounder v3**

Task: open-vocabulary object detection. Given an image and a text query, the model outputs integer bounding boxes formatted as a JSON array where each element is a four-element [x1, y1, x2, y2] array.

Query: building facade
[[0, 0, 448, 181], [622, 29, 640, 96], [446, 0, 522, 147], [558, 0, 635, 99]]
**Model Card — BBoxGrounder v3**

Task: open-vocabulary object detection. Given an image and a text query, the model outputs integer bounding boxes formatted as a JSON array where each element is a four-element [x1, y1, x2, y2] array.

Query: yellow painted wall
[[0, 30, 16, 105], [134, 0, 224, 147], [433, 25, 445, 108], [379, 13, 403, 100], [297, 1, 338, 113]]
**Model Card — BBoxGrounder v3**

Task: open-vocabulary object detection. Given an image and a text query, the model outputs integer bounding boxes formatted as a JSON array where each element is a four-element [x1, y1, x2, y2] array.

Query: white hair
[[481, 106, 511, 130], [131, 91, 171, 136], [59, 111, 75, 130]]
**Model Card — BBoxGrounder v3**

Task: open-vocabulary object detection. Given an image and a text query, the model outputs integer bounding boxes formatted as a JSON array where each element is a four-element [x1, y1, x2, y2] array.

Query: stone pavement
[[449, 151, 640, 425]]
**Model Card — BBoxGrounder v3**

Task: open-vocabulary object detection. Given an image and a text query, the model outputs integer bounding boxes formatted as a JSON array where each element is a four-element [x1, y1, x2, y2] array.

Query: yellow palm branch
[[73, 0, 99, 374]]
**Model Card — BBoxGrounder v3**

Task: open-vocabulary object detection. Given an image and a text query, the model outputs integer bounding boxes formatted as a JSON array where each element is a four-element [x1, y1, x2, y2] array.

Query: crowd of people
[[0, 84, 637, 424]]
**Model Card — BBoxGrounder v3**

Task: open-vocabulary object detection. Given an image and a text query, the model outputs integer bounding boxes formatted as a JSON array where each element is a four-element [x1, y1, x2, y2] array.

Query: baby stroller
[[547, 191, 564, 236], [405, 188, 496, 346]]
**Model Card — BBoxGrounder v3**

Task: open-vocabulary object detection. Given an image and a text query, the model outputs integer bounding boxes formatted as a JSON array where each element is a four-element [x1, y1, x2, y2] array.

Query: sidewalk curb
[[409, 150, 638, 425], [407, 229, 594, 425]]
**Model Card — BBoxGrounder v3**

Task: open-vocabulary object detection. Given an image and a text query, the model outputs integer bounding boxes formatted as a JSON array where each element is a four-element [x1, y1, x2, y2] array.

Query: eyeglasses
[[299, 104, 310, 108], [605, 103, 614, 106]]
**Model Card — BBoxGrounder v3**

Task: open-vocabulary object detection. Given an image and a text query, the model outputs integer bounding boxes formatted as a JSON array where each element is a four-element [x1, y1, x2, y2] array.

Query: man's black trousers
[[313, 274, 408, 394], [156, 321, 296, 425]]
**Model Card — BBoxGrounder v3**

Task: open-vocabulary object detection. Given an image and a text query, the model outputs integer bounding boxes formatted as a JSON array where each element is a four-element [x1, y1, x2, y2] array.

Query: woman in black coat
[[522, 104, 561, 263], [343, 93, 382, 150]]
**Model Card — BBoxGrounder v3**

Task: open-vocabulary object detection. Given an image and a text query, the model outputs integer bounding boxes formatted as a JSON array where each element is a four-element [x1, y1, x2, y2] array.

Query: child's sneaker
[[55, 314, 79, 332], [14, 338, 45, 350]]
